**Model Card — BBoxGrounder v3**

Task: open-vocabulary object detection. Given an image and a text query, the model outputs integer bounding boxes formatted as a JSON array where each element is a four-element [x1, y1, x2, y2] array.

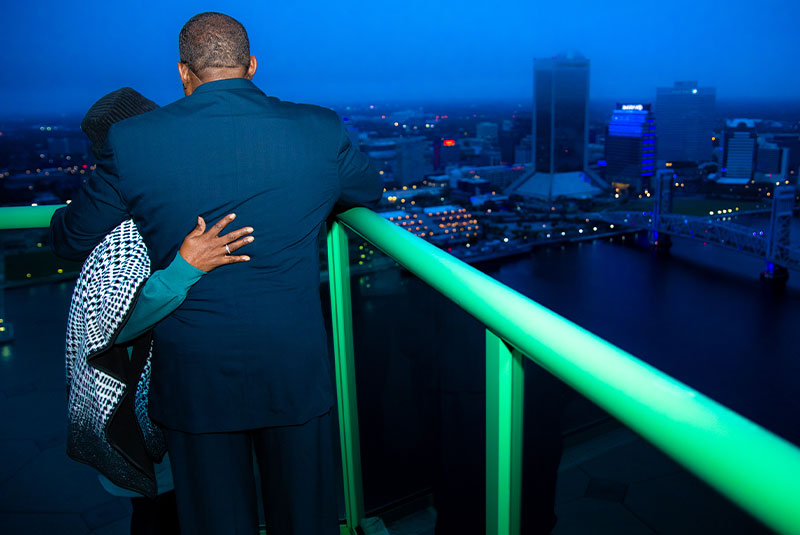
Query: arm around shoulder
[[50, 129, 130, 261]]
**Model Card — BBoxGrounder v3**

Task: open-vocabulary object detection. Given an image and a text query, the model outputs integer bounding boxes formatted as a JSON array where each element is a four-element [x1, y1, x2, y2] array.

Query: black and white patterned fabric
[[65, 219, 165, 497]]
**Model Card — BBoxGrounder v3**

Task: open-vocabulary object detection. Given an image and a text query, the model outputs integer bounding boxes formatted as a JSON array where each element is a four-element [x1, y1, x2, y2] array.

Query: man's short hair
[[178, 12, 250, 73]]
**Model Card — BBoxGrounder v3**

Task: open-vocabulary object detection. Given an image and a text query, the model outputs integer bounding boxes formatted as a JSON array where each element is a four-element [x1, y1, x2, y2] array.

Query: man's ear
[[245, 56, 257, 80], [178, 62, 193, 95]]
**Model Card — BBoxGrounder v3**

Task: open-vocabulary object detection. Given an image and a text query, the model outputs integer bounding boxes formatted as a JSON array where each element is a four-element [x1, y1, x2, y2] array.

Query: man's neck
[[195, 67, 249, 84]]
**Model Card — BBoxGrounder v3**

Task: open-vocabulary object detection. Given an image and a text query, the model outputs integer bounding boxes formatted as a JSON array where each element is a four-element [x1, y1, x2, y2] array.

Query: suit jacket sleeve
[[334, 119, 383, 212], [50, 129, 130, 261]]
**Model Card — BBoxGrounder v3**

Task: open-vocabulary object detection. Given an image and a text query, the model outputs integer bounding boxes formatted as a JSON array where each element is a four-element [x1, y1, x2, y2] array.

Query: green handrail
[[4, 204, 800, 533], [0, 205, 63, 230], [335, 207, 800, 534]]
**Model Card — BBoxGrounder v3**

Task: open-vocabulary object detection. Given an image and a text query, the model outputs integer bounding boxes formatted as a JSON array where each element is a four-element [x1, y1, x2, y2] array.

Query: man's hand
[[178, 213, 254, 272]]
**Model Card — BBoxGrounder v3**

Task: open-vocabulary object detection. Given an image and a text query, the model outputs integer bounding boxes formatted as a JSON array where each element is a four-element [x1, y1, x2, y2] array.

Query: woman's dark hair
[[81, 88, 158, 156]]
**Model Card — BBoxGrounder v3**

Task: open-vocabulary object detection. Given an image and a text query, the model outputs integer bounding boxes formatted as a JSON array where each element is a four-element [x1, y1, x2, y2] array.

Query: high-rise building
[[721, 119, 757, 183], [476, 122, 499, 140], [533, 53, 590, 174], [499, 112, 532, 164], [604, 103, 656, 193], [508, 53, 601, 201], [771, 134, 800, 178], [513, 135, 532, 164], [756, 140, 783, 175], [655, 81, 716, 163], [363, 137, 428, 186], [433, 139, 460, 170]]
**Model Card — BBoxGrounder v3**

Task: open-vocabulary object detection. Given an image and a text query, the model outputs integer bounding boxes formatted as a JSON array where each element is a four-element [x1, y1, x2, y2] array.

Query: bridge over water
[[591, 170, 800, 279]]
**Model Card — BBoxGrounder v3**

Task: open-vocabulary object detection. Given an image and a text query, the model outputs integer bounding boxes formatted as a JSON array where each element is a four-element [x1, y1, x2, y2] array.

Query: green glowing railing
[[330, 208, 800, 535], [4, 205, 800, 534]]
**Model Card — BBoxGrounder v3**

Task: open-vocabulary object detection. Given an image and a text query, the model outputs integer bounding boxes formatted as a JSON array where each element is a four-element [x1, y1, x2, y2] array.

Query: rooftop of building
[[509, 171, 603, 200], [726, 118, 757, 128]]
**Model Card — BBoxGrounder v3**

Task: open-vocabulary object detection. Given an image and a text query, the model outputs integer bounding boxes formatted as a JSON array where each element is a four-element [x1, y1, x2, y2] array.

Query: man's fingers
[[225, 235, 254, 253], [219, 226, 254, 243], [209, 213, 237, 236]]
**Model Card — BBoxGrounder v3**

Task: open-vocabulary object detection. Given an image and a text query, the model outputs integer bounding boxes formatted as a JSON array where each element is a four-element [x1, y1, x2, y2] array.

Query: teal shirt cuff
[[116, 252, 204, 344], [159, 251, 205, 292]]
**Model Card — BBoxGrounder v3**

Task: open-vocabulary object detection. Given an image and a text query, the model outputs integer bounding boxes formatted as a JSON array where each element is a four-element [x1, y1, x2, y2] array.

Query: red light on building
[[82, 164, 88, 169], [443, 139, 456, 147]]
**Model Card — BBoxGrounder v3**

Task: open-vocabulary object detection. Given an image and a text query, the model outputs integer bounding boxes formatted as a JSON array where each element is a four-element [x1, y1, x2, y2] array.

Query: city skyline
[[2, 0, 799, 117]]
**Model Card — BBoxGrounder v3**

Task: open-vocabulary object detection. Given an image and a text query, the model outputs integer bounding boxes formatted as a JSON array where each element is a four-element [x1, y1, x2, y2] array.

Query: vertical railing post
[[486, 330, 524, 535], [327, 221, 365, 535]]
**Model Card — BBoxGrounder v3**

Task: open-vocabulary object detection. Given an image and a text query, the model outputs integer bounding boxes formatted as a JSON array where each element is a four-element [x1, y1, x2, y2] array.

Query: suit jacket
[[51, 78, 382, 432]]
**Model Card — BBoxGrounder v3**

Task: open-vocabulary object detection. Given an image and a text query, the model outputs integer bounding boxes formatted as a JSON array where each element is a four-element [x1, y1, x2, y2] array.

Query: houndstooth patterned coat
[[65, 219, 166, 497]]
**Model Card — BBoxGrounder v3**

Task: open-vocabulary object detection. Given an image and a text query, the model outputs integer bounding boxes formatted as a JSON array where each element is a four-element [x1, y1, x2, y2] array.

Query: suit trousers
[[164, 411, 338, 535]]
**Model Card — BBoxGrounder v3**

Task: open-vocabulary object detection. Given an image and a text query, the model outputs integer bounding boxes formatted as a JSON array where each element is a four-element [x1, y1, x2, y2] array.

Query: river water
[[346, 221, 800, 512]]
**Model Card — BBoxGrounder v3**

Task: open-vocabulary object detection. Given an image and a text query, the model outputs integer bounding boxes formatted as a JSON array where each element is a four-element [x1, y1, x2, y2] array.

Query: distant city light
[[443, 139, 456, 146], [692, 89, 698, 94]]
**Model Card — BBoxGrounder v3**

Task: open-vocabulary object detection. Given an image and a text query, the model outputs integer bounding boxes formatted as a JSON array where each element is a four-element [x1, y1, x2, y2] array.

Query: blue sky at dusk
[[2, 0, 798, 117]]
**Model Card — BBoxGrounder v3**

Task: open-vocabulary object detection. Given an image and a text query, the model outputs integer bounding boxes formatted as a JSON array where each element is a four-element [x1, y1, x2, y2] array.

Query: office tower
[[656, 81, 716, 163], [533, 53, 590, 174], [476, 122, 499, 140], [499, 111, 531, 164], [514, 135, 532, 164], [756, 141, 781, 175], [434, 139, 460, 170], [604, 103, 656, 192], [721, 119, 757, 183], [363, 137, 428, 186], [771, 134, 800, 178], [508, 53, 600, 201]]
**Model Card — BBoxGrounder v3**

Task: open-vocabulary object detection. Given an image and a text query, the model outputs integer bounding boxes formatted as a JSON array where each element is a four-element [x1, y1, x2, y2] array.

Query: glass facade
[[533, 56, 590, 174], [605, 104, 656, 192], [655, 81, 716, 163]]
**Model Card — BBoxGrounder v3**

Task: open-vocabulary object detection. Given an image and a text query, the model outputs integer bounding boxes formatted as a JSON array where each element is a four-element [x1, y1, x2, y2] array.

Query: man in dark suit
[[51, 12, 382, 534]]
